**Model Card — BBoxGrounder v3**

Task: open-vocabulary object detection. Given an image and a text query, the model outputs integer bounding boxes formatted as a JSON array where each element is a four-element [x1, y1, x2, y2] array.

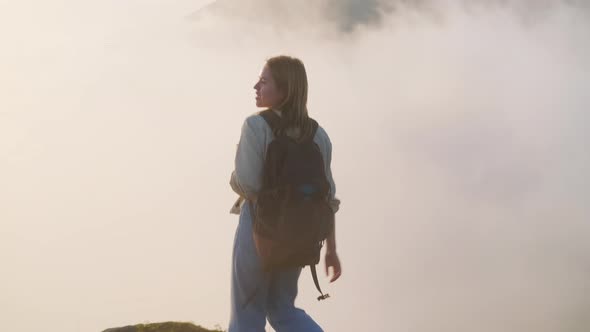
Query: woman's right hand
[[324, 251, 342, 283]]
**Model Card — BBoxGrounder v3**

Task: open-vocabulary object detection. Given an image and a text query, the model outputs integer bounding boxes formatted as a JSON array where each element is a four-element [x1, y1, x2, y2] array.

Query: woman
[[229, 55, 341, 332]]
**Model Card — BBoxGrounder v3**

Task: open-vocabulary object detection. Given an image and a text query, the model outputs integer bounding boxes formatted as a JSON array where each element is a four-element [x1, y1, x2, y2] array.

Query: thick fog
[[1, 1, 589, 331]]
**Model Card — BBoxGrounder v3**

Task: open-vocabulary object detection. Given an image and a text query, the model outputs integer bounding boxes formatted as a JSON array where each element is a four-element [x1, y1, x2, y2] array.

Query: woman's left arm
[[230, 116, 265, 201]]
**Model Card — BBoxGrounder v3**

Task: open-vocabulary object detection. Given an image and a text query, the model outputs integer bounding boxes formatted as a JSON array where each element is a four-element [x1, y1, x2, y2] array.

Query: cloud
[[188, 2, 590, 330], [190, 0, 589, 36]]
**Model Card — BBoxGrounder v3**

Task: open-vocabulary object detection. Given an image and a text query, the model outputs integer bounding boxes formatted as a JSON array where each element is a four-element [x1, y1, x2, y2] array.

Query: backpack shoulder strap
[[259, 109, 283, 132], [309, 118, 319, 141], [261, 111, 320, 141]]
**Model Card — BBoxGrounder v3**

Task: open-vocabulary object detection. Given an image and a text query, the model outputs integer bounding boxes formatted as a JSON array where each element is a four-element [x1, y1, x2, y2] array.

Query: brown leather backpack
[[249, 109, 335, 301]]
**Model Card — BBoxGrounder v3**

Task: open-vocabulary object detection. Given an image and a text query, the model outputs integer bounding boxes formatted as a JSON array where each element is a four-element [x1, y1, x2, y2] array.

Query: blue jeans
[[229, 202, 324, 332]]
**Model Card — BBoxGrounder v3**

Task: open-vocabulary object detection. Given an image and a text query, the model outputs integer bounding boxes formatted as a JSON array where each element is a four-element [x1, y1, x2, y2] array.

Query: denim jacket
[[230, 110, 340, 214]]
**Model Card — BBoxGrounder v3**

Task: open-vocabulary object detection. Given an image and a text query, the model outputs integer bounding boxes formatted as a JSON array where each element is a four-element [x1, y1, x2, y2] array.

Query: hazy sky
[[1, 1, 589, 331]]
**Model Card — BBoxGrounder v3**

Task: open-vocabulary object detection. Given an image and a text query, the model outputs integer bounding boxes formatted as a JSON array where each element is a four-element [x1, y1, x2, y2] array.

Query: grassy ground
[[102, 321, 225, 332]]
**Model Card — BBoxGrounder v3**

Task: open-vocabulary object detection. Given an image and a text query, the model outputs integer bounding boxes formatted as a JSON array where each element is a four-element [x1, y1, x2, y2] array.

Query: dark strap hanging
[[310, 265, 330, 301]]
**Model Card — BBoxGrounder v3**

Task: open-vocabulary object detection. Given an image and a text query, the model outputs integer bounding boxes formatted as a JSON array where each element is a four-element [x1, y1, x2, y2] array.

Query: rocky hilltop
[[103, 321, 224, 332]]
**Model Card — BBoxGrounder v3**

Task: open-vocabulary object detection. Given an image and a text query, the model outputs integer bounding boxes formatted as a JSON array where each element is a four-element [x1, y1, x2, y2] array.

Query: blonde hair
[[266, 55, 314, 142]]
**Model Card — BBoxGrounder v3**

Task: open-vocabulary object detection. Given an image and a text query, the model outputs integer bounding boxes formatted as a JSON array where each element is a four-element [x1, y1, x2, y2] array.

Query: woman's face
[[253, 64, 284, 108]]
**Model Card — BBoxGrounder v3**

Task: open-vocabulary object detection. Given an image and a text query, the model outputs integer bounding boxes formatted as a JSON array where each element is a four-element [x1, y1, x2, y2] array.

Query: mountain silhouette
[[189, 0, 410, 33]]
